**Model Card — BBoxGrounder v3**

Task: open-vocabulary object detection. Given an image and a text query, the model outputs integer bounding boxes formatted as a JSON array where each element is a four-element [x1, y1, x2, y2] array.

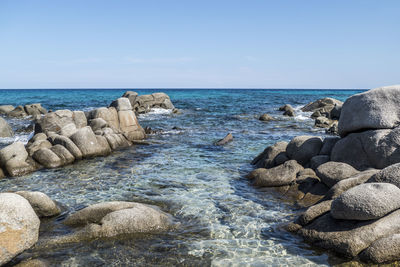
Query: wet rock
[[16, 191, 61, 218], [360, 234, 400, 263], [50, 144, 75, 165], [8, 105, 28, 117], [274, 152, 289, 166], [0, 117, 13, 137], [252, 141, 288, 168], [316, 161, 359, 188], [0, 193, 40, 266], [259, 113, 273, 121], [326, 121, 338, 135], [0, 105, 15, 114], [70, 127, 104, 158], [302, 97, 343, 113], [297, 168, 316, 178], [299, 209, 400, 257], [368, 163, 400, 188], [48, 135, 83, 160], [319, 136, 340, 155], [338, 85, 400, 137], [297, 182, 329, 207], [89, 118, 108, 131], [215, 133, 233, 146], [310, 155, 329, 170], [297, 200, 333, 226], [279, 104, 295, 117], [249, 160, 303, 187], [0, 142, 36, 176], [33, 148, 62, 168], [24, 103, 47, 116], [331, 183, 400, 221], [286, 136, 323, 165]]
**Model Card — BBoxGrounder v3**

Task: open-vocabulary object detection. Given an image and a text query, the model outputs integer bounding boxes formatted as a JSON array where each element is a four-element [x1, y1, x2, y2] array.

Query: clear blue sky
[[0, 0, 399, 89]]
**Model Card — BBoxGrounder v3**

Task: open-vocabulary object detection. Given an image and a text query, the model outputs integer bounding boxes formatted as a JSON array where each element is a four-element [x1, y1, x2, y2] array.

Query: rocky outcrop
[[15, 191, 61, 218], [122, 91, 175, 114], [0, 142, 38, 176], [0, 117, 13, 137], [279, 104, 295, 117], [0, 105, 15, 115], [286, 136, 322, 165], [6, 104, 47, 118], [0, 193, 40, 265], [315, 161, 359, 188]]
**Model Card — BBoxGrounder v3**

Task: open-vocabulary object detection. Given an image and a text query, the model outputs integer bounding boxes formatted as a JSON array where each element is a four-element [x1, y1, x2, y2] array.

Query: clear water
[[0, 89, 364, 266]]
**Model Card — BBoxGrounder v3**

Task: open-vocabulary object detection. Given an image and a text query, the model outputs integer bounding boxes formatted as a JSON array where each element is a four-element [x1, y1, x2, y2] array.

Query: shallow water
[[0, 89, 364, 266]]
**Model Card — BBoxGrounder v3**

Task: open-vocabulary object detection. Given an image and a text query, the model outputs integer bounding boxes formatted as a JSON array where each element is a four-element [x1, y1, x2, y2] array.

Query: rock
[[95, 135, 112, 155], [105, 134, 131, 150], [252, 141, 288, 168], [14, 258, 49, 267], [0, 142, 36, 176], [259, 114, 273, 121], [0, 168, 5, 179], [33, 148, 62, 168], [248, 160, 303, 187], [360, 234, 400, 263], [73, 111, 87, 128], [34, 110, 75, 135], [0, 105, 15, 114], [330, 103, 342, 120], [316, 161, 359, 188], [0, 117, 13, 137], [325, 169, 379, 200], [215, 133, 233, 146], [118, 110, 145, 141], [26, 139, 52, 157], [161, 98, 174, 109], [88, 107, 119, 130], [297, 200, 333, 226], [331, 183, 400, 220], [297, 168, 316, 177], [331, 127, 400, 170], [368, 163, 400, 188], [309, 155, 329, 170], [0, 193, 40, 266], [299, 209, 400, 257], [326, 121, 338, 135], [279, 104, 295, 117], [274, 152, 289, 166], [8, 105, 28, 117], [70, 127, 104, 158], [30, 133, 47, 143], [286, 136, 323, 165], [16, 191, 60, 218], [59, 123, 77, 137], [24, 103, 47, 116], [338, 85, 400, 137], [122, 91, 138, 107], [50, 144, 75, 165], [315, 116, 335, 128], [109, 97, 132, 111], [89, 118, 108, 131], [302, 98, 343, 112], [319, 137, 340, 155], [48, 135, 82, 160], [297, 182, 329, 207]]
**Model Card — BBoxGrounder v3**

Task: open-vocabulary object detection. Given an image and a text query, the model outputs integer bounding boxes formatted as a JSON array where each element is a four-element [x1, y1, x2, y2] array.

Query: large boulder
[[0, 142, 36, 176], [286, 136, 323, 165], [34, 110, 75, 135], [331, 127, 400, 170], [15, 191, 60, 218], [118, 110, 145, 141], [319, 137, 340, 155], [247, 160, 303, 187], [33, 148, 62, 168], [338, 85, 400, 137], [316, 161, 359, 188], [360, 234, 400, 263], [302, 97, 343, 113], [331, 183, 400, 220], [8, 106, 28, 117], [69, 127, 105, 157], [252, 141, 288, 168], [297, 200, 333, 226], [109, 97, 132, 111], [0, 105, 15, 115], [0, 117, 13, 137], [122, 91, 138, 107], [0, 193, 40, 265], [368, 163, 400, 188], [88, 107, 119, 131], [48, 134, 83, 160], [24, 104, 47, 116]]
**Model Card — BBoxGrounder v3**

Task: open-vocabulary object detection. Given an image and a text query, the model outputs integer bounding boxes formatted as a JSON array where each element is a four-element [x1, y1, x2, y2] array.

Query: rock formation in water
[[247, 84, 400, 264]]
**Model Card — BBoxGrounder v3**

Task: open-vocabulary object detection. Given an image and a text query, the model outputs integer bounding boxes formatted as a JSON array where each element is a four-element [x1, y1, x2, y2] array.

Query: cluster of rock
[[0, 191, 173, 265], [0, 91, 164, 178], [279, 104, 295, 117], [0, 103, 47, 118], [248, 85, 400, 263], [122, 91, 175, 114]]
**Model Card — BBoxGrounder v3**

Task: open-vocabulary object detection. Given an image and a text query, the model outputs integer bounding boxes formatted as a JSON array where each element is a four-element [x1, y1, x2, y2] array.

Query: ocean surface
[[0, 89, 364, 266]]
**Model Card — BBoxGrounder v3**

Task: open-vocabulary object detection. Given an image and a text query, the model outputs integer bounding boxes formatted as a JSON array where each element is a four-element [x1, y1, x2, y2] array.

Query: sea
[[0, 89, 364, 266]]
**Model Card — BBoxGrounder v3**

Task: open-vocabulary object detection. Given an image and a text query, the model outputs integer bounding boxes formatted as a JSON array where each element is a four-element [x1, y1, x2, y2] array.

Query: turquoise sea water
[[0, 89, 364, 266]]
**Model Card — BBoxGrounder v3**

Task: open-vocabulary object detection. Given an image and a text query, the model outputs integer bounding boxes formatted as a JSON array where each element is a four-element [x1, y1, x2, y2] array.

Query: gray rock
[[0, 105, 15, 114], [0, 193, 40, 266], [331, 183, 400, 220], [368, 163, 400, 188], [338, 85, 400, 137], [161, 98, 174, 109], [89, 118, 108, 131], [73, 111, 87, 128], [330, 103, 342, 120], [248, 160, 303, 187], [299, 209, 400, 257], [87, 107, 119, 130], [297, 182, 329, 207], [34, 110, 75, 135], [302, 98, 343, 112], [360, 234, 400, 263], [30, 133, 47, 143], [51, 144, 75, 165], [122, 91, 138, 107], [105, 133, 131, 150], [297, 200, 333, 226], [109, 97, 132, 111], [274, 152, 289, 166], [316, 161, 359, 187], [0, 117, 13, 137], [48, 135, 83, 160], [319, 136, 340, 155], [70, 127, 104, 158], [59, 122, 77, 137], [252, 141, 288, 168], [95, 135, 112, 155], [118, 110, 145, 141], [33, 148, 62, 168], [286, 136, 323, 165], [326, 121, 338, 135], [26, 139, 52, 156], [16, 191, 61, 218], [24, 103, 47, 116], [0, 142, 36, 176], [279, 104, 295, 117], [8, 105, 28, 117], [310, 155, 329, 170], [215, 133, 233, 146], [315, 116, 335, 128], [259, 113, 273, 121]]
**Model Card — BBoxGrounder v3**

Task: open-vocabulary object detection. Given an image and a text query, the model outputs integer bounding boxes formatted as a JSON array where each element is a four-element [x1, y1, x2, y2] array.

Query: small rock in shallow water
[[259, 113, 273, 121], [215, 133, 233, 146]]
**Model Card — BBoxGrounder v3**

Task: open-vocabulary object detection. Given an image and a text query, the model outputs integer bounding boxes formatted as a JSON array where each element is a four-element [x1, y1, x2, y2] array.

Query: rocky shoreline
[[247, 85, 400, 264]]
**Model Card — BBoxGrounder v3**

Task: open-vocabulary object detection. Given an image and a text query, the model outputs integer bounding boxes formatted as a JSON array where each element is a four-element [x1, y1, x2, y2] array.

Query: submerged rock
[[215, 133, 233, 146], [259, 113, 273, 121]]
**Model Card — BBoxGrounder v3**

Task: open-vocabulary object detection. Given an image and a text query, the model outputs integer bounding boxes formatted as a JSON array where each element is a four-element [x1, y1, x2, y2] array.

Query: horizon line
[[0, 87, 368, 90]]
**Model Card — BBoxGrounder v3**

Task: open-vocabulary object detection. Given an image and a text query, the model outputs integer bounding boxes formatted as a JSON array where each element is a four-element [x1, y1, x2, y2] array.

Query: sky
[[0, 0, 399, 89]]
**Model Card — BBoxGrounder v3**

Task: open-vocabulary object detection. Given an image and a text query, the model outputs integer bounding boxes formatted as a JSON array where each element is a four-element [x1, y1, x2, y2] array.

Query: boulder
[[315, 117, 335, 128], [331, 183, 400, 220], [326, 121, 338, 135], [16, 191, 60, 218], [215, 133, 233, 146], [248, 160, 303, 187], [259, 114, 273, 121], [89, 118, 108, 131], [299, 209, 400, 257], [0, 142, 36, 176], [48, 135, 82, 160], [279, 104, 295, 116], [360, 234, 400, 263], [309, 155, 329, 170], [0, 105, 15, 115], [69, 127, 104, 158], [302, 98, 343, 112], [0, 168, 5, 179], [109, 97, 132, 111], [88, 107, 119, 130], [152, 92, 170, 105], [122, 91, 138, 107], [50, 144, 75, 165], [0, 117, 13, 137], [297, 200, 333, 226], [297, 182, 329, 207], [30, 133, 47, 143], [73, 111, 87, 128], [33, 148, 62, 168], [330, 103, 342, 120], [331, 127, 400, 170], [319, 137, 340, 155], [59, 123, 77, 137], [368, 163, 400, 188], [8, 106, 28, 117], [338, 85, 400, 137], [316, 161, 359, 188], [105, 133, 131, 150], [161, 98, 174, 109], [118, 110, 145, 141], [95, 135, 112, 156], [286, 136, 323, 165], [252, 141, 288, 168], [0, 193, 40, 266], [34, 110, 75, 135], [24, 103, 47, 116], [26, 139, 52, 157]]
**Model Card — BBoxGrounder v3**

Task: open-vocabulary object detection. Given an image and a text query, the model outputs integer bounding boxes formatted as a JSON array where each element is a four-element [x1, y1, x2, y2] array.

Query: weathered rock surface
[[0, 117, 13, 137], [0, 105, 15, 115], [215, 133, 233, 146], [122, 91, 175, 114], [309, 155, 329, 170], [252, 141, 288, 168], [118, 110, 145, 141], [8, 106, 28, 117], [0, 142, 37, 176], [302, 97, 343, 113], [48, 135, 83, 160], [24, 103, 47, 116], [368, 162, 400, 188], [35, 110, 79, 135], [286, 136, 323, 165], [331, 183, 400, 220], [33, 148, 62, 168], [316, 161, 359, 188], [338, 85, 400, 137], [360, 234, 400, 263], [70, 127, 105, 158], [0, 193, 40, 265], [319, 137, 340, 155], [16, 191, 61, 218], [297, 200, 333, 226]]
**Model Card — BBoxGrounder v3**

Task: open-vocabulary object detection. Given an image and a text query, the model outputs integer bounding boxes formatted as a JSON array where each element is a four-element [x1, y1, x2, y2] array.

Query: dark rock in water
[[316, 161, 359, 188], [360, 234, 400, 263], [259, 113, 273, 121], [0, 117, 13, 137], [297, 200, 333, 226], [286, 136, 323, 165], [251, 141, 288, 168], [368, 162, 400, 188], [0, 105, 15, 115], [331, 183, 400, 221], [279, 104, 295, 117], [15, 191, 61, 218], [0, 193, 40, 266], [301, 97, 343, 113], [338, 85, 400, 137], [8, 105, 28, 117], [215, 133, 233, 146], [297, 182, 329, 207]]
